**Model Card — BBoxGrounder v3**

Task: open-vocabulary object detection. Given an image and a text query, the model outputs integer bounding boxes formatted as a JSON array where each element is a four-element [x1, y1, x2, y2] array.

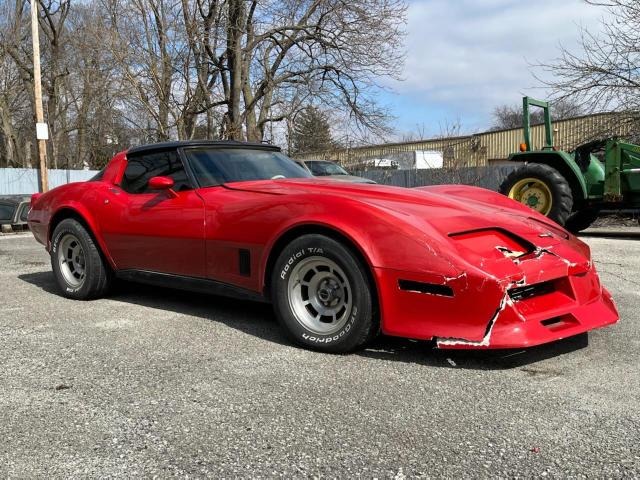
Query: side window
[[120, 150, 191, 194], [0, 203, 15, 222], [307, 162, 320, 175], [19, 203, 29, 222]]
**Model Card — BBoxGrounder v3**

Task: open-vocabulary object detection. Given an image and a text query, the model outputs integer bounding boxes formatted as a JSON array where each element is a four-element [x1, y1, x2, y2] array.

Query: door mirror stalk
[[148, 176, 178, 198]]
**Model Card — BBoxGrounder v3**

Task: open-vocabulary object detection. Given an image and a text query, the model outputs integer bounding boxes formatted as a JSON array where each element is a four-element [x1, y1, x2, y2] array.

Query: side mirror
[[148, 176, 178, 197]]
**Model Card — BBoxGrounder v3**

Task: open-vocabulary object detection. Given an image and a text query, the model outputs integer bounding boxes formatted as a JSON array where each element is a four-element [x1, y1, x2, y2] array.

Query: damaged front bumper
[[435, 281, 618, 349], [374, 229, 619, 349]]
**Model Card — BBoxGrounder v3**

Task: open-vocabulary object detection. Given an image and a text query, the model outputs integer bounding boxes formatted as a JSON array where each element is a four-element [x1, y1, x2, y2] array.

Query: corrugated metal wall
[[0, 169, 99, 195], [297, 112, 634, 167], [482, 112, 627, 161]]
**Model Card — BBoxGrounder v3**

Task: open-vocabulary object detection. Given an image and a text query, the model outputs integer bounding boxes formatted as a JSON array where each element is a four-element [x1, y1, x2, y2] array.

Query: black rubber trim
[[115, 269, 267, 303], [129, 140, 280, 155]]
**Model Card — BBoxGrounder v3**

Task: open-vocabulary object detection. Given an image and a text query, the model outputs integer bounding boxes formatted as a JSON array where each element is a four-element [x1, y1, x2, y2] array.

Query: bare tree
[[436, 116, 463, 139], [0, 0, 407, 169], [491, 98, 584, 131], [1, 0, 38, 167], [398, 122, 428, 142], [178, 0, 227, 139], [102, 0, 186, 141], [222, 0, 406, 141], [0, 25, 31, 167], [1, 0, 75, 168], [491, 104, 544, 130], [0, 62, 30, 167], [537, 0, 640, 114]]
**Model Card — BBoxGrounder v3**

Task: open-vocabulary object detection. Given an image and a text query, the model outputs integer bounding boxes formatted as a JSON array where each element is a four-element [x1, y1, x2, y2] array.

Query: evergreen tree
[[291, 106, 335, 154]]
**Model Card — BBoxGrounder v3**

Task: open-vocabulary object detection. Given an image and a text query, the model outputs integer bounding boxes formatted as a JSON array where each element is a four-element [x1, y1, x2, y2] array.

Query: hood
[[223, 178, 547, 233]]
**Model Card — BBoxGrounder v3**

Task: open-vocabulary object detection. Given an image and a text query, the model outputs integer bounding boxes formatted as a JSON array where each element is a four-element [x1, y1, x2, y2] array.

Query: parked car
[[0, 195, 31, 231], [28, 140, 618, 353], [296, 159, 376, 184]]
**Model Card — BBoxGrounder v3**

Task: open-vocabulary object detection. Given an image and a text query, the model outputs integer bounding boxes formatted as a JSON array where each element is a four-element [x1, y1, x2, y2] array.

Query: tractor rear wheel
[[499, 163, 573, 226], [564, 207, 600, 233]]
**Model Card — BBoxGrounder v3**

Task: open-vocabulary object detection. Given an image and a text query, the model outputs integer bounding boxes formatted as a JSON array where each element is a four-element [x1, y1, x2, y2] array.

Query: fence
[[1, 165, 516, 195], [0, 168, 99, 195], [352, 165, 518, 191]]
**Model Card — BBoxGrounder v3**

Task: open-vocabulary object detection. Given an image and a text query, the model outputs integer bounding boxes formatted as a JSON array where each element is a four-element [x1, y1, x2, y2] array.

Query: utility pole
[[31, 0, 48, 192]]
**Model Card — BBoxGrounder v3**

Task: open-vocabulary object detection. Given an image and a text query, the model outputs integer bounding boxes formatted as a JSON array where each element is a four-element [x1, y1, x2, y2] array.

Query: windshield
[[307, 161, 348, 176], [185, 148, 311, 186]]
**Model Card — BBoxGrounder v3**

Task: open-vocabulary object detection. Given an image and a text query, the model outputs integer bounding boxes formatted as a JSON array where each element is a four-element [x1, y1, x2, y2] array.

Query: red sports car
[[28, 141, 618, 352]]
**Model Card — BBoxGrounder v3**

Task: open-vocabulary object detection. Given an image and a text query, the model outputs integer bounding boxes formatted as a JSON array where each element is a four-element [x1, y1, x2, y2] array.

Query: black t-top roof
[[127, 140, 281, 155]]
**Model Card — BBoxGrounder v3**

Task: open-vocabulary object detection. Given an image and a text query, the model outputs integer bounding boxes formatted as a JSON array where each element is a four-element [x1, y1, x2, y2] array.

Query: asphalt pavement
[[0, 232, 639, 477]]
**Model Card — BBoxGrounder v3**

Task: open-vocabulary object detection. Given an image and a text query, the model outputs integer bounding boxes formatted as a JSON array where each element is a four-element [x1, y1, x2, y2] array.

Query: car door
[[98, 149, 206, 277]]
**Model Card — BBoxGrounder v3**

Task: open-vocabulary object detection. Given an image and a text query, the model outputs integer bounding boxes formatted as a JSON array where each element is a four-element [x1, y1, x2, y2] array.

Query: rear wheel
[[565, 207, 600, 233], [499, 163, 573, 226], [271, 234, 377, 353], [51, 218, 112, 300]]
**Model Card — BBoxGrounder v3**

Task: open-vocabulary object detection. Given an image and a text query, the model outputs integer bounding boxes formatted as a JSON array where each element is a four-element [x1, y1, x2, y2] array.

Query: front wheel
[[499, 163, 573, 226], [271, 234, 377, 353]]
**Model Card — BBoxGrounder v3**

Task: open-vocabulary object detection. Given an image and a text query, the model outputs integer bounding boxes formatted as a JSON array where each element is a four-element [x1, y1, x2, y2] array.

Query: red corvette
[[28, 141, 618, 352]]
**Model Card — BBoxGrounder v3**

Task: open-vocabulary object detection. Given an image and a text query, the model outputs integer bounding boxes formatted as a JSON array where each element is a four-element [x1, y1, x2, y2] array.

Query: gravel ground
[[0, 232, 639, 478], [592, 213, 640, 228]]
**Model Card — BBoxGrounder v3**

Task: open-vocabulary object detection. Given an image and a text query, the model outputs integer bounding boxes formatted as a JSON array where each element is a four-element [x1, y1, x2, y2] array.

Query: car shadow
[[18, 271, 288, 347], [361, 333, 589, 370], [579, 230, 640, 240], [19, 270, 589, 370]]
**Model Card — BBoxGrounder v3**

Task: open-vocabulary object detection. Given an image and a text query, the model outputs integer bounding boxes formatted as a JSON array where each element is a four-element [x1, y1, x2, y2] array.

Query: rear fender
[[508, 151, 588, 202], [49, 202, 116, 269]]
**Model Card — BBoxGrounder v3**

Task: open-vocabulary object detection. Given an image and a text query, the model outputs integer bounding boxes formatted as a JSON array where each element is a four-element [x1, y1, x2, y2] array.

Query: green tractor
[[499, 97, 640, 232]]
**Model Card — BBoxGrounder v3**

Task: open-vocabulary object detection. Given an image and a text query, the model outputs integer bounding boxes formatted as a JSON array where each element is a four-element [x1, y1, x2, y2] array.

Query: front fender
[[260, 195, 462, 287]]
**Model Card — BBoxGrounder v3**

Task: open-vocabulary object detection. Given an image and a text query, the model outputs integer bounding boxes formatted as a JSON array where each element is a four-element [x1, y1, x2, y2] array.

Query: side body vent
[[398, 280, 454, 297], [239, 249, 251, 276]]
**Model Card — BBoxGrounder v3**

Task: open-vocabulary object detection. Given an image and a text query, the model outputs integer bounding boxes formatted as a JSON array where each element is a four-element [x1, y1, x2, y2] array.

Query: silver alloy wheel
[[57, 233, 86, 288], [287, 256, 353, 335]]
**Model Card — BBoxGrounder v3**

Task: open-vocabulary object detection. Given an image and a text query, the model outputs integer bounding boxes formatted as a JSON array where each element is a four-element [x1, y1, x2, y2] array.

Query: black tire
[[50, 218, 112, 300], [271, 234, 377, 353], [565, 207, 600, 233], [499, 163, 573, 226]]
